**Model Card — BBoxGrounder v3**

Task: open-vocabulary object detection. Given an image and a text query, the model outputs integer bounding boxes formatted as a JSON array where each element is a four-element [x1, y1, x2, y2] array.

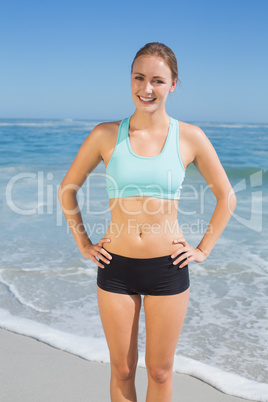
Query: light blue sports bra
[[105, 117, 185, 200]]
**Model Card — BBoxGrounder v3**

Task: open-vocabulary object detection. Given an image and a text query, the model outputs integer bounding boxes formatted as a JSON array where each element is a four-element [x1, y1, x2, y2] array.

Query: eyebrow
[[133, 72, 165, 79]]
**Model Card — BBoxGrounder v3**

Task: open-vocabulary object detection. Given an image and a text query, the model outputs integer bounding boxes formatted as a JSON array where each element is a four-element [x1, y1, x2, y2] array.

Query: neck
[[130, 109, 170, 129]]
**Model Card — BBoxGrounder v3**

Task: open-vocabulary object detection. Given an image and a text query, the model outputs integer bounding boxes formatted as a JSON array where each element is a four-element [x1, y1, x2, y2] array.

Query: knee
[[147, 363, 173, 384], [112, 360, 137, 381]]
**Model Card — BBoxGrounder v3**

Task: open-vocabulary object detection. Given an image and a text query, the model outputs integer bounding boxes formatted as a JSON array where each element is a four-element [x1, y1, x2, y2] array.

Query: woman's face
[[131, 55, 176, 113]]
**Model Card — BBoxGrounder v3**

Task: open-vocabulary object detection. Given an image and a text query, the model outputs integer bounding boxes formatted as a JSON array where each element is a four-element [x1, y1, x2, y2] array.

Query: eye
[[135, 76, 143, 81], [155, 80, 164, 84]]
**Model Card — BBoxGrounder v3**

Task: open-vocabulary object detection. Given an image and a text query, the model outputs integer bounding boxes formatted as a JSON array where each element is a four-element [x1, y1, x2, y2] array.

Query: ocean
[[0, 119, 267, 401]]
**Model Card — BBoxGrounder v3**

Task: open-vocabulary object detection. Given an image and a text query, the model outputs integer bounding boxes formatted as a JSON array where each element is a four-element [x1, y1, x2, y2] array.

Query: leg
[[144, 288, 190, 402], [97, 286, 142, 402]]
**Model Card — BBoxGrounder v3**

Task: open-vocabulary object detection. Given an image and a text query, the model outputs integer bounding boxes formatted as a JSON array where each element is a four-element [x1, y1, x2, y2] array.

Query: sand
[[0, 329, 254, 402]]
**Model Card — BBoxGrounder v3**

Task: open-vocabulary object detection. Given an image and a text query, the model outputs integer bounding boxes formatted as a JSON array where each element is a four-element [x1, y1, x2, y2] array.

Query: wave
[[172, 356, 268, 401], [0, 309, 267, 401], [185, 164, 268, 180], [0, 165, 29, 174], [193, 122, 268, 129], [0, 122, 59, 127], [0, 274, 50, 313], [1, 120, 267, 130], [224, 166, 268, 178], [0, 120, 102, 128]]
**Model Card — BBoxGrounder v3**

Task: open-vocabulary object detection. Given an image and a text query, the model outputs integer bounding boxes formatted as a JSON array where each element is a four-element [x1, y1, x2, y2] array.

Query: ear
[[169, 79, 177, 93]]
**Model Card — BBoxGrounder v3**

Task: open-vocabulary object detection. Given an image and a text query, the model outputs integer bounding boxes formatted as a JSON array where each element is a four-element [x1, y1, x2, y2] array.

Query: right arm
[[58, 123, 112, 268]]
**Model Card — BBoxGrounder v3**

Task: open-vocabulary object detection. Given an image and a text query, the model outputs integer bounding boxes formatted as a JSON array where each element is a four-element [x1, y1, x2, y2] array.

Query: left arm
[[172, 126, 237, 267]]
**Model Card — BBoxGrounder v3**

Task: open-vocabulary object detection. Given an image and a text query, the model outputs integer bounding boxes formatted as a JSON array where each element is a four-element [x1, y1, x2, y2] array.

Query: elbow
[[58, 183, 77, 206], [216, 188, 237, 215], [228, 189, 237, 214], [57, 183, 66, 205]]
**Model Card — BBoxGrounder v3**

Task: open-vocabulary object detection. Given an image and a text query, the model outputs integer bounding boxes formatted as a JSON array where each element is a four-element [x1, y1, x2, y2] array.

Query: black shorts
[[97, 252, 190, 296]]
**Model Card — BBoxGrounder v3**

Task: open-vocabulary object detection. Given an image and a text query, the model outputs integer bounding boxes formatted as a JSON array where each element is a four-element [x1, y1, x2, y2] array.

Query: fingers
[[99, 238, 111, 245], [171, 238, 190, 268], [97, 244, 112, 260], [92, 257, 106, 269], [95, 248, 110, 261], [98, 237, 112, 260], [91, 238, 112, 268], [173, 252, 191, 268], [173, 238, 186, 246], [90, 250, 109, 269], [171, 239, 186, 259], [100, 248, 113, 261]]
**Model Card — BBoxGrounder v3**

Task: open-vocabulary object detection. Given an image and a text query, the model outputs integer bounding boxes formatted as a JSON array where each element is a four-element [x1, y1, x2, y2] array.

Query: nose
[[143, 80, 153, 94]]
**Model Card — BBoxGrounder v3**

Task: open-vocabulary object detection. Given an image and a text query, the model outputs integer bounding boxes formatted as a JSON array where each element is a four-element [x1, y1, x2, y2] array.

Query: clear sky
[[1, 0, 267, 123]]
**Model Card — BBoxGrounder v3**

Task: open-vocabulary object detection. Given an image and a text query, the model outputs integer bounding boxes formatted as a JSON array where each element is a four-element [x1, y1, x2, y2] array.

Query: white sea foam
[[0, 121, 71, 127], [0, 309, 267, 401], [0, 120, 101, 129], [0, 165, 31, 174], [193, 122, 268, 129], [0, 274, 50, 313], [0, 308, 109, 361], [1, 120, 267, 129], [172, 357, 268, 402], [1, 119, 267, 399]]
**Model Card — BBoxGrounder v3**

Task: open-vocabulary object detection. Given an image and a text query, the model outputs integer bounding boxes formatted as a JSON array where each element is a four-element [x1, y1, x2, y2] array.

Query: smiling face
[[131, 55, 177, 113]]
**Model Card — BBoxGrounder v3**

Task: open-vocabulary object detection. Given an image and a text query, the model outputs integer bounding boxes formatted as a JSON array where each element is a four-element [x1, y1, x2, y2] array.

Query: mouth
[[137, 95, 156, 104]]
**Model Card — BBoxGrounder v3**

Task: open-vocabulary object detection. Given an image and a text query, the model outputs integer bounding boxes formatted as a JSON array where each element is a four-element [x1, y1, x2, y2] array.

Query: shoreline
[[0, 329, 257, 402]]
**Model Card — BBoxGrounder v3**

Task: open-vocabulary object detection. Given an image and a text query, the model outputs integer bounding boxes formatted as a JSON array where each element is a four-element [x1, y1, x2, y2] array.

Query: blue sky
[[1, 0, 267, 123]]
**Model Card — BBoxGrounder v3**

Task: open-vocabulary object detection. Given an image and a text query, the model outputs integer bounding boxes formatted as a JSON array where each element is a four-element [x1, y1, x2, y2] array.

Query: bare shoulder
[[59, 120, 122, 189], [178, 120, 210, 168], [83, 120, 120, 152], [88, 120, 121, 143], [94, 120, 121, 133], [85, 120, 121, 165], [179, 120, 208, 144], [178, 120, 233, 200]]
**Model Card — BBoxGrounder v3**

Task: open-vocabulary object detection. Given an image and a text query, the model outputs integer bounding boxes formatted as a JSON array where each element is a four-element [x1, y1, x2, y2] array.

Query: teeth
[[139, 96, 155, 102]]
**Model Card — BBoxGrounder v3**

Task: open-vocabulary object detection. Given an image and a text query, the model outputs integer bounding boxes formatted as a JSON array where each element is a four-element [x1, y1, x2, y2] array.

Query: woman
[[58, 42, 237, 402]]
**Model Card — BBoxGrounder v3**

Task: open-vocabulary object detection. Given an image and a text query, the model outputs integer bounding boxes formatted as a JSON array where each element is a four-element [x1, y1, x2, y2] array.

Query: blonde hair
[[131, 42, 179, 83]]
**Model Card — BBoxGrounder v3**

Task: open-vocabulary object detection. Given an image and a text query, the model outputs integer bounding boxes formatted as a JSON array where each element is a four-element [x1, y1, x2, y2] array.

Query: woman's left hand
[[171, 238, 207, 268]]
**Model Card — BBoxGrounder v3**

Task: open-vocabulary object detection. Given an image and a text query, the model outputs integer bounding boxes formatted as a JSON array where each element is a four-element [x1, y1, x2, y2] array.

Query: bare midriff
[[103, 196, 184, 258]]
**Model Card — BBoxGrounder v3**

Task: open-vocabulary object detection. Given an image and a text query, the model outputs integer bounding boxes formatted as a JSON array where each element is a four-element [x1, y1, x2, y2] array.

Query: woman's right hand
[[81, 238, 112, 268]]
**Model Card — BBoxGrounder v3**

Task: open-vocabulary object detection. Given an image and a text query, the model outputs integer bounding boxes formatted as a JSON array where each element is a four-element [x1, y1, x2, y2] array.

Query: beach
[[0, 119, 267, 401], [1, 0, 267, 399], [1, 329, 255, 402]]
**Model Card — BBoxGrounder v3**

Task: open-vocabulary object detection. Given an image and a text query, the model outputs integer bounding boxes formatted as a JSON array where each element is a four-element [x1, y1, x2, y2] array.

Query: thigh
[[97, 286, 142, 366], [144, 289, 190, 366]]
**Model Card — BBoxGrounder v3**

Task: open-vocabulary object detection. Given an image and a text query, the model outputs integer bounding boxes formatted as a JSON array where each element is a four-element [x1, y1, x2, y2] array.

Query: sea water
[[0, 119, 267, 401]]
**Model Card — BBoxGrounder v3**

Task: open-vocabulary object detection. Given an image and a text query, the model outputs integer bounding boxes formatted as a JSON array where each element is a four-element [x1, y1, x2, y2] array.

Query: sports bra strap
[[118, 117, 130, 141]]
